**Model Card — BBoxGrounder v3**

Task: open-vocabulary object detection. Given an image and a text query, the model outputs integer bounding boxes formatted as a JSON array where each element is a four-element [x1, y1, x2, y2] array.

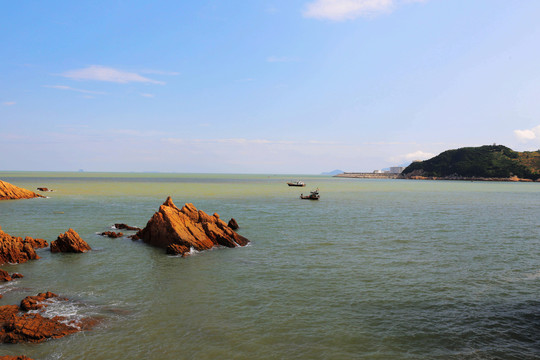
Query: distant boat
[[287, 181, 306, 187], [300, 188, 320, 200]]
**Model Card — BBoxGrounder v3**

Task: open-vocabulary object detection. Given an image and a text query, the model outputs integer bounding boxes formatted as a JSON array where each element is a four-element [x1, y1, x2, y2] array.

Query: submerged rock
[[0, 227, 40, 265], [0, 180, 44, 201], [134, 197, 249, 256], [50, 229, 91, 253]]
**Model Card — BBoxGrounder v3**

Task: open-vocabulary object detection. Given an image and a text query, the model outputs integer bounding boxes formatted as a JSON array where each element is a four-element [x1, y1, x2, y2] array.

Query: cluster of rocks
[[0, 226, 93, 347], [133, 197, 249, 256], [0, 292, 96, 344], [1, 180, 250, 356]]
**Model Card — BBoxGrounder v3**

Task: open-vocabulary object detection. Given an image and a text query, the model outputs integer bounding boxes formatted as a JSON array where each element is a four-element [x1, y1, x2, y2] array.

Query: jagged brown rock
[[114, 223, 141, 231], [100, 231, 124, 238], [50, 229, 91, 253], [0, 180, 44, 201], [0, 270, 23, 282], [0, 356, 34, 360], [0, 227, 40, 265], [228, 218, 239, 230], [134, 197, 249, 256], [0, 292, 96, 344], [0, 270, 12, 282]]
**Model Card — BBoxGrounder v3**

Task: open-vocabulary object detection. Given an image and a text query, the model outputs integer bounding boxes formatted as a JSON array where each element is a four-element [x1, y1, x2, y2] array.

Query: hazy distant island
[[400, 145, 540, 181], [321, 169, 344, 176]]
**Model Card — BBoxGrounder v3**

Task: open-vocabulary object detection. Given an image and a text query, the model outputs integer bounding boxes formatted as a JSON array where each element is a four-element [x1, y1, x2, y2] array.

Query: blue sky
[[2, 0, 540, 173]]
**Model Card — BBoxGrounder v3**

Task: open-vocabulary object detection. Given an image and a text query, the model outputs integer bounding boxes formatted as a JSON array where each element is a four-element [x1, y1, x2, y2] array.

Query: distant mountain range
[[402, 145, 540, 181], [321, 169, 344, 176]]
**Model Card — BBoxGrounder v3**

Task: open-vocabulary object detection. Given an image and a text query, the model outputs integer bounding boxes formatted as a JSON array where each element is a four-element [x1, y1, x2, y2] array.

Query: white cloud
[[43, 85, 107, 95], [2, 101, 16, 106], [60, 65, 165, 84], [390, 150, 435, 163], [140, 93, 155, 98], [303, 0, 427, 21], [514, 125, 540, 142]]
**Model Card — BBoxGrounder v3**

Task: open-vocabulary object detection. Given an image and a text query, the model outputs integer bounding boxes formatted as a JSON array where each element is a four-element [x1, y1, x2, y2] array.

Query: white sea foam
[[28, 298, 98, 329]]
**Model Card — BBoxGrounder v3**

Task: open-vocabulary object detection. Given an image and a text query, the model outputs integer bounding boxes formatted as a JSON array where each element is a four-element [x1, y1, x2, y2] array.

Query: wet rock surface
[[50, 229, 91, 253], [134, 197, 249, 256], [0, 292, 96, 344], [0, 227, 41, 265], [0, 180, 44, 201]]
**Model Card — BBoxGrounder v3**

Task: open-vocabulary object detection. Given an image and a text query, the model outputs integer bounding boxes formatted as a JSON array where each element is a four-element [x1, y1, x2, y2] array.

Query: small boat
[[287, 181, 306, 187], [300, 188, 320, 200]]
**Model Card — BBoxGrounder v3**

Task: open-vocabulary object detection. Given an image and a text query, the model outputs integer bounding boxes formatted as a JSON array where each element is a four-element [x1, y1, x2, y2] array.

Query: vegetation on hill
[[401, 145, 540, 180]]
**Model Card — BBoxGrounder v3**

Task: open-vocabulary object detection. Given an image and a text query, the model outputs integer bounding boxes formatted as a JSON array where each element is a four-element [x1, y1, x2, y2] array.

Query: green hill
[[401, 145, 540, 181]]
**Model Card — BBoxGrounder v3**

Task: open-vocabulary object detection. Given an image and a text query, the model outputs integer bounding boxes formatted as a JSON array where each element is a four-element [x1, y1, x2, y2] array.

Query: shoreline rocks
[[50, 229, 91, 253], [0, 292, 96, 344], [0, 227, 42, 265], [0, 180, 44, 201], [133, 197, 249, 256]]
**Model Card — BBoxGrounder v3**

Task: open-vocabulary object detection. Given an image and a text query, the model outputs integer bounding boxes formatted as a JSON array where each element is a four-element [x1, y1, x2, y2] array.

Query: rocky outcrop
[[114, 223, 141, 231], [0, 180, 44, 201], [0, 270, 23, 282], [100, 231, 123, 238], [0, 356, 34, 360], [36, 187, 51, 192], [133, 197, 249, 256], [20, 292, 63, 311], [50, 229, 91, 253], [227, 218, 239, 230], [21, 236, 48, 249], [0, 292, 95, 344], [0, 227, 40, 265]]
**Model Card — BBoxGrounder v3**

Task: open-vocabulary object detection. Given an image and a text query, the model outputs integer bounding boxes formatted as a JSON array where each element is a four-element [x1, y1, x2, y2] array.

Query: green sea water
[[0, 172, 539, 359]]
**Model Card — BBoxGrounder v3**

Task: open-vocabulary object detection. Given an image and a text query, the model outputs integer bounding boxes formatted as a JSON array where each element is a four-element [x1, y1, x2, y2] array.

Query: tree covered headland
[[402, 145, 540, 180]]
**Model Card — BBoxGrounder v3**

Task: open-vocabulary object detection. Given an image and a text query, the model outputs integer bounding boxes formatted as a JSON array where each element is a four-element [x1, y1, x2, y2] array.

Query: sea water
[[0, 172, 539, 359]]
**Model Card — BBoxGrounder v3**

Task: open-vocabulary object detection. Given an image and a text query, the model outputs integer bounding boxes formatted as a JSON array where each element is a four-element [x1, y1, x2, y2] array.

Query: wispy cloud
[[303, 0, 428, 21], [514, 125, 540, 142], [267, 56, 300, 63], [43, 85, 107, 95], [140, 93, 155, 98], [2, 101, 16, 106], [60, 65, 165, 84]]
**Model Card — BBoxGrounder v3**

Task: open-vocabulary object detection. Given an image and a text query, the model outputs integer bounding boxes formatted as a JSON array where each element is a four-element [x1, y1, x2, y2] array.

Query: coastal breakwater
[[334, 172, 399, 179]]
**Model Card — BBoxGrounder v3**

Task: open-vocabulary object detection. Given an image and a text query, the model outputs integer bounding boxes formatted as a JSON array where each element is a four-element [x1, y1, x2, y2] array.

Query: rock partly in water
[[134, 197, 249, 256], [0, 270, 23, 283], [0, 292, 96, 344], [50, 229, 91, 253], [228, 218, 239, 230], [0, 356, 34, 360], [100, 231, 123, 238], [0, 227, 41, 265], [0, 180, 44, 201], [114, 223, 141, 231], [36, 187, 52, 192]]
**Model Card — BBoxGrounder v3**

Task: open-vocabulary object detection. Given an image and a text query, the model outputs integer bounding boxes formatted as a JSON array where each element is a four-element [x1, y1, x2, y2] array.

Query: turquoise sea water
[[0, 172, 539, 359]]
